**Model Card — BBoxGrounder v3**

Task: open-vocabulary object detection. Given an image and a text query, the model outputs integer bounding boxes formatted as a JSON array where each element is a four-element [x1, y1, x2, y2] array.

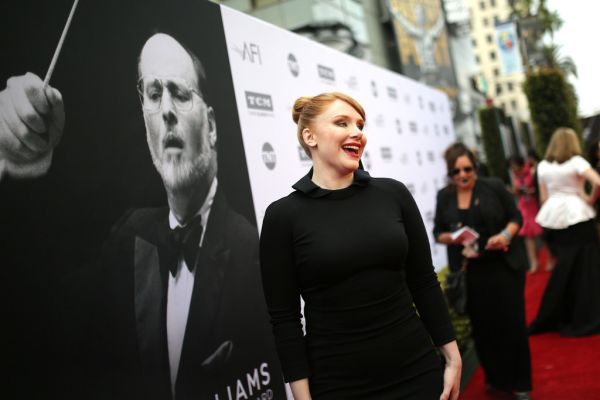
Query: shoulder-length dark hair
[[443, 142, 477, 176]]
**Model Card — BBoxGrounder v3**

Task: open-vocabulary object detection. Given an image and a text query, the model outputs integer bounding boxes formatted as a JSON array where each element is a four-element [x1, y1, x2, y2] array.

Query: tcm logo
[[317, 65, 335, 82], [287, 53, 299, 77], [416, 151, 423, 165], [427, 151, 435, 163], [429, 101, 436, 112], [395, 119, 402, 134], [233, 42, 262, 64], [418, 96, 424, 109], [387, 86, 397, 100], [380, 147, 392, 161], [443, 125, 450, 135], [409, 121, 418, 134], [245, 91, 273, 111], [262, 143, 276, 170]]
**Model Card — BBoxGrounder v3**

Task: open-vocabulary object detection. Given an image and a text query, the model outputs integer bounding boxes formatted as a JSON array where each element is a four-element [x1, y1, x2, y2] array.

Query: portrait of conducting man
[[0, 1, 285, 399]]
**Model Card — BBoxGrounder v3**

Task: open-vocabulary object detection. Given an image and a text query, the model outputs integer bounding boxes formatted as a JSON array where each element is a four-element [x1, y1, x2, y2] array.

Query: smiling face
[[304, 99, 366, 177], [451, 155, 476, 190], [138, 33, 216, 193]]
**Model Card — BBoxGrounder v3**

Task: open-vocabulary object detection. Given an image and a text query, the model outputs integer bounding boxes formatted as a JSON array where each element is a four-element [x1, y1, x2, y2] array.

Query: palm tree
[[540, 44, 578, 78]]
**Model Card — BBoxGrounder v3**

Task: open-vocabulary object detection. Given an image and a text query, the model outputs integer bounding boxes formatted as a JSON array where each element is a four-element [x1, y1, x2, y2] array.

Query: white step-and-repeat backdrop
[[221, 6, 454, 269]]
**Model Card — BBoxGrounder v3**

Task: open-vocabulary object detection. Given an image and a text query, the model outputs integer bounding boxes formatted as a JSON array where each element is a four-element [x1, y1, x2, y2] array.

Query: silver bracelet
[[500, 229, 512, 243]]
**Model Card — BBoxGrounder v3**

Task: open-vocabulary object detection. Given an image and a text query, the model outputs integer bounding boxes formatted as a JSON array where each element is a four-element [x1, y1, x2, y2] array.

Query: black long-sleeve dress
[[434, 177, 532, 393], [259, 169, 455, 399]]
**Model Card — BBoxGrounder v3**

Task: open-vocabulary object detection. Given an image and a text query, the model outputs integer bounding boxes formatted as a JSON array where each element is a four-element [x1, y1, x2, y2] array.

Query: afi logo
[[409, 121, 418, 134], [262, 143, 276, 170], [234, 42, 262, 64], [245, 91, 273, 111]]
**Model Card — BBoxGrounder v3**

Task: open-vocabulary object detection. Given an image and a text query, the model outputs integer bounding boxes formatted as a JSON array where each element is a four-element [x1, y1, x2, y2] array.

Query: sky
[[547, 0, 600, 117]]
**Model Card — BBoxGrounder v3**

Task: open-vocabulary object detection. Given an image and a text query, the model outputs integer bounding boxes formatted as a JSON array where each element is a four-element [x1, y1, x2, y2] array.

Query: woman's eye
[[336, 121, 347, 127]]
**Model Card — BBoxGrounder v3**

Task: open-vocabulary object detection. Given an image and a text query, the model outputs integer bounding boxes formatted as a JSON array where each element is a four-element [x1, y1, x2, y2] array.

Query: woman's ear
[[303, 128, 317, 148]]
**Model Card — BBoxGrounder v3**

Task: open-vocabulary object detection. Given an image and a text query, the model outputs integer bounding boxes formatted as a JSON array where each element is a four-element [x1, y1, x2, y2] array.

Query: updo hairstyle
[[292, 92, 365, 158]]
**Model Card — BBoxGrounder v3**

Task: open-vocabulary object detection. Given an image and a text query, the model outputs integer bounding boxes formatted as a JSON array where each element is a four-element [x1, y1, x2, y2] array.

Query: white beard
[[151, 150, 209, 192]]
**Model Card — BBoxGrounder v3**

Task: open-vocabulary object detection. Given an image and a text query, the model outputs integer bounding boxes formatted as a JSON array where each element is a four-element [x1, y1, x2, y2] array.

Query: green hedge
[[523, 68, 580, 156], [478, 107, 509, 182]]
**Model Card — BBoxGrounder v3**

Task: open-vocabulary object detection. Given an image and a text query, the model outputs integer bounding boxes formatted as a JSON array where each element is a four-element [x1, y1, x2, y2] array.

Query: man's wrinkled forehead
[[138, 33, 199, 89]]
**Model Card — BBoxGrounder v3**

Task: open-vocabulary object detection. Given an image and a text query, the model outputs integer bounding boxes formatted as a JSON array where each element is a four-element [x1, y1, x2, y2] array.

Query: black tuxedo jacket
[[57, 191, 285, 400], [433, 177, 528, 272]]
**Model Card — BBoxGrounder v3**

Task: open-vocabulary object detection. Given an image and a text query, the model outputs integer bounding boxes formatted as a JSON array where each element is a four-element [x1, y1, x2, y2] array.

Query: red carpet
[[460, 250, 600, 399]]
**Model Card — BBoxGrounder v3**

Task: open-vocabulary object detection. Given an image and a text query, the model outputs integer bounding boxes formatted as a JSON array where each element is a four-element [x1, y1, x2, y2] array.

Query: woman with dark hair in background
[[529, 127, 600, 336], [434, 142, 532, 400], [260, 92, 461, 399], [509, 155, 543, 272]]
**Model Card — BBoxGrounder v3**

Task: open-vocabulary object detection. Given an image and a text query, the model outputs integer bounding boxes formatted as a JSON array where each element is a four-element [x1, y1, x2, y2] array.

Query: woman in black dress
[[259, 92, 461, 399], [433, 143, 532, 400]]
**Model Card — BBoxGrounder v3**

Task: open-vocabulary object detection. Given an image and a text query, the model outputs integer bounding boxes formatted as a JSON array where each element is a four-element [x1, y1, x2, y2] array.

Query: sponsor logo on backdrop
[[425, 210, 434, 224], [381, 147, 392, 162], [297, 146, 311, 165], [371, 80, 378, 97], [287, 53, 299, 77], [406, 183, 416, 196], [395, 119, 402, 134], [317, 64, 335, 83], [345, 75, 358, 90], [429, 101, 436, 112], [232, 42, 262, 64], [409, 121, 418, 134], [418, 96, 424, 109], [443, 125, 450, 135], [399, 152, 409, 165], [387, 86, 397, 100], [362, 150, 372, 170], [427, 151, 435, 163], [375, 114, 385, 128], [262, 142, 276, 170], [214, 362, 273, 400], [245, 91, 273, 116], [416, 151, 423, 166]]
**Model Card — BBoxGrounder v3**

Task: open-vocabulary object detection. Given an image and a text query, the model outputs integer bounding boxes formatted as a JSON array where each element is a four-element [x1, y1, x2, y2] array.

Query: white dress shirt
[[166, 177, 217, 393], [535, 155, 595, 229]]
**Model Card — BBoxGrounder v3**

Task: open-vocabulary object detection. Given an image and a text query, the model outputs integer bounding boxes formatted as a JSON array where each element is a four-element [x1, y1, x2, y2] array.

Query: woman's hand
[[439, 341, 462, 400], [485, 233, 509, 251]]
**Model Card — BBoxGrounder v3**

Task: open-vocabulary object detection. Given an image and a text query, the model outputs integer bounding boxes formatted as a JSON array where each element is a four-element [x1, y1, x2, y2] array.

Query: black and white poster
[[1, 1, 454, 399]]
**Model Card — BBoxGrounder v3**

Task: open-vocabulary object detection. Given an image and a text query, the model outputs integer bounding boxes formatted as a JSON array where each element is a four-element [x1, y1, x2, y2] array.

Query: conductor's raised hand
[[0, 72, 65, 177]]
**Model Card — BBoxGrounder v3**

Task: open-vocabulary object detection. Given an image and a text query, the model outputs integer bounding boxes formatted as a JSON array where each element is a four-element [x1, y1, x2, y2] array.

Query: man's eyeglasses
[[449, 166, 474, 177], [137, 76, 202, 113]]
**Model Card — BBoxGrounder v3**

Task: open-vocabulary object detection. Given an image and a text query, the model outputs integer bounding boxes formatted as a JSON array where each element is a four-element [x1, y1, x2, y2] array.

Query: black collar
[[292, 168, 371, 198]]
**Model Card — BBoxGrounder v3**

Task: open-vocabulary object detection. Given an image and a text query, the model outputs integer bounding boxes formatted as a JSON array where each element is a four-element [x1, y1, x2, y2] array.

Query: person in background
[[434, 142, 532, 400], [260, 92, 461, 400], [529, 127, 600, 337], [509, 155, 543, 273], [586, 138, 600, 238]]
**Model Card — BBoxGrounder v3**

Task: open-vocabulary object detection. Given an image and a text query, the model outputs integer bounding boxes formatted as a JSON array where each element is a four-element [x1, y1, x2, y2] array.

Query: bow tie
[[164, 215, 204, 277]]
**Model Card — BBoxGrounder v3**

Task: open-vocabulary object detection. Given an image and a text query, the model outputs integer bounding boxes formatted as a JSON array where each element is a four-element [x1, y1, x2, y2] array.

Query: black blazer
[[56, 191, 285, 400], [433, 177, 528, 272]]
